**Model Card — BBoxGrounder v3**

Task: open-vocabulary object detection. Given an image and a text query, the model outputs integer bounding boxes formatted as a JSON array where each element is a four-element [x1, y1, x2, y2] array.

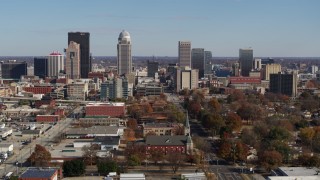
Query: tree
[[166, 152, 185, 174], [225, 112, 242, 132], [300, 127, 315, 146], [97, 160, 118, 175], [218, 141, 232, 160], [150, 150, 164, 165], [82, 144, 99, 165], [202, 112, 225, 136], [27, 144, 51, 167], [207, 97, 221, 112], [235, 142, 249, 162], [268, 127, 291, 141], [63, 159, 86, 177], [124, 129, 136, 141], [298, 154, 320, 167], [260, 150, 283, 171], [128, 154, 141, 166], [188, 101, 201, 117]]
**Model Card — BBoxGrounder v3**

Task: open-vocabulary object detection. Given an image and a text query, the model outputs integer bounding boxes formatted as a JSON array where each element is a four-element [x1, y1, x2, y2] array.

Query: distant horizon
[[0, 0, 319, 57]]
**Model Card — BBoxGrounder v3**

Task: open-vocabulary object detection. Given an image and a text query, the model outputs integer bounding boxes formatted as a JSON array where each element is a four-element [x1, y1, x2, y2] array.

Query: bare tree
[[166, 152, 185, 174], [82, 144, 100, 165]]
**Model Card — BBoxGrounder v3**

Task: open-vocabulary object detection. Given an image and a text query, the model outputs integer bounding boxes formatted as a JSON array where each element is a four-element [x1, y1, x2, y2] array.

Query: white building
[[175, 66, 199, 92], [47, 51, 64, 77], [0, 143, 13, 153]]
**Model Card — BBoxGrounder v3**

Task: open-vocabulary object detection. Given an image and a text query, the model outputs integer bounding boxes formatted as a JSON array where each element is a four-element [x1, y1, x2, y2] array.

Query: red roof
[[229, 77, 261, 84], [49, 51, 62, 55]]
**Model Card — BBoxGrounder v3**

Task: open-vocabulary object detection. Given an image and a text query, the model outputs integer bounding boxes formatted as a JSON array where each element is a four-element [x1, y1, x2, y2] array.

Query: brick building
[[54, 108, 65, 118], [36, 115, 60, 123], [88, 72, 105, 81], [145, 135, 193, 155], [35, 99, 56, 108], [23, 86, 53, 94], [19, 167, 60, 180], [85, 102, 125, 117], [229, 77, 261, 85]]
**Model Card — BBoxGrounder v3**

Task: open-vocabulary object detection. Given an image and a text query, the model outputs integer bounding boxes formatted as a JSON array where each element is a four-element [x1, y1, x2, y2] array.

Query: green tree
[[63, 159, 86, 177], [300, 127, 315, 146], [128, 154, 142, 166], [202, 112, 225, 136], [97, 160, 118, 175]]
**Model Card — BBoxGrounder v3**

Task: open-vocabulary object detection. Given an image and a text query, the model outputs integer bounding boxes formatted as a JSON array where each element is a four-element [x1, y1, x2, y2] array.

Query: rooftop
[[93, 136, 120, 145], [66, 126, 119, 136], [277, 166, 320, 176], [86, 102, 125, 107], [20, 168, 57, 178], [146, 135, 189, 146]]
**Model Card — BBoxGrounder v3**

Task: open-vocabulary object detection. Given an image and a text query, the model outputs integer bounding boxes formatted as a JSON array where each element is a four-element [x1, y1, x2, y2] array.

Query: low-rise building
[[0, 143, 13, 153], [145, 135, 192, 155], [85, 102, 125, 117], [19, 167, 59, 180], [79, 117, 121, 126], [73, 136, 120, 151], [36, 115, 60, 123], [0, 128, 13, 138], [142, 123, 182, 136], [66, 126, 122, 139], [269, 167, 320, 180]]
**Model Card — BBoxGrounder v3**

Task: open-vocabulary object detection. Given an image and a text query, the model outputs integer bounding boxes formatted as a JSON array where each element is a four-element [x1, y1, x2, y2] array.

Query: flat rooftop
[[278, 166, 320, 176], [86, 102, 125, 106], [66, 126, 119, 135]]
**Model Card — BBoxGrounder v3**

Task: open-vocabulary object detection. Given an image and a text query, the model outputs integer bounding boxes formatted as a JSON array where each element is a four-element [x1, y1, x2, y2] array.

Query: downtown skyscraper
[[47, 51, 64, 77], [66, 41, 81, 79], [178, 41, 191, 68], [191, 48, 205, 78], [239, 48, 253, 76], [68, 32, 91, 78], [117, 30, 132, 76]]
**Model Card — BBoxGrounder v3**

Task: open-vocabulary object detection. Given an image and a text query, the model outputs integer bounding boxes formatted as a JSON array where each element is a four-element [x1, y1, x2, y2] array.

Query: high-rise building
[[239, 48, 253, 76], [100, 77, 128, 100], [147, 60, 159, 78], [178, 41, 191, 68], [66, 41, 81, 79], [253, 58, 262, 70], [34, 57, 48, 79], [47, 51, 64, 77], [175, 66, 199, 92], [232, 63, 241, 77], [311, 65, 318, 74], [68, 32, 91, 78], [117, 30, 132, 76], [269, 71, 298, 97], [1, 60, 27, 79], [204, 51, 212, 75], [191, 48, 205, 78], [262, 64, 281, 80]]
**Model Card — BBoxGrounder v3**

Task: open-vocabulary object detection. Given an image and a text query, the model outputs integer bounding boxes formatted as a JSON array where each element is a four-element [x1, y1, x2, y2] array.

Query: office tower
[[117, 30, 132, 76], [167, 63, 177, 74], [262, 64, 281, 80], [239, 48, 253, 76], [68, 32, 91, 78], [232, 63, 240, 77], [178, 41, 191, 68], [312, 65, 318, 74], [66, 41, 81, 79], [34, 57, 48, 79], [1, 60, 27, 79], [175, 66, 199, 92], [253, 58, 262, 70], [204, 51, 212, 75], [261, 58, 275, 65], [147, 60, 159, 78], [191, 48, 205, 78], [100, 77, 128, 100], [47, 51, 64, 77], [269, 71, 298, 97]]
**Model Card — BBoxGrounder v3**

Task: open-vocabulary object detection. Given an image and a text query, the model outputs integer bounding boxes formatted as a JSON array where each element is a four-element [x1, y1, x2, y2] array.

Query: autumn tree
[[82, 144, 100, 165], [202, 112, 225, 136], [166, 152, 185, 174], [207, 97, 221, 112], [300, 127, 315, 146], [260, 150, 283, 171], [225, 112, 242, 132], [124, 128, 136, 141], [27, 144, 51, 167], [149, 150, 164, 165]]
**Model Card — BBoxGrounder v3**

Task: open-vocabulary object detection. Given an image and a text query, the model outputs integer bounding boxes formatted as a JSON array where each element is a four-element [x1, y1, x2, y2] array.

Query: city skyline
[[0, 0, 319, 57]]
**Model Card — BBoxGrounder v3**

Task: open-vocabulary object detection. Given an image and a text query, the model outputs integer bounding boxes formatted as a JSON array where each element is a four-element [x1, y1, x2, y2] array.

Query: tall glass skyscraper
[[68, 32, 91, 78], [239, 48, 253, 76], [34, 57, 48, 79], [191, 48, 205, 78], [117, 30, 132, 76]]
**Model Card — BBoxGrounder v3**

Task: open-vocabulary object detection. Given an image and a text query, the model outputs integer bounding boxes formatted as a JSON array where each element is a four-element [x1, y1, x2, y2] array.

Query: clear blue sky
[[0, 0, 319, 57]]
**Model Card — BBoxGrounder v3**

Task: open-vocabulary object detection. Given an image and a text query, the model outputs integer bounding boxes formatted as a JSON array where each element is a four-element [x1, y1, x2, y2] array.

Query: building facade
[[34, 57, 48, 79], [147, 60, 159, 78], [100, 77, 128, 100], [269, 72, 298, 97], [1, 61, 27, 79], [67, 82, 88, 100], [239, 48, 253, 76], [204, 51, 212, 75], [85, 102, 125, 117], [66, 41, 81, 79], [191, 48, 205, 78], [47, 51, 64, 77], [68, 32, 91, 78], [175, 67, 199, 92], [178, 41, 191, 68], [262, 64, 281, 80], [117, 30, 132, 76]]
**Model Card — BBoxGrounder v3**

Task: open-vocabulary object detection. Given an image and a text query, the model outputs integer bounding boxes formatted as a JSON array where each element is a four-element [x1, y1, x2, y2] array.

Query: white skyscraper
[[117, 30, 132, 75], [47, 51, 64, 77]]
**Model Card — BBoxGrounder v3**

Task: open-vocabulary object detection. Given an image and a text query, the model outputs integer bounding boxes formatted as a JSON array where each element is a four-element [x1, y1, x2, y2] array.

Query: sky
[[0, 0, 319, 57]]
